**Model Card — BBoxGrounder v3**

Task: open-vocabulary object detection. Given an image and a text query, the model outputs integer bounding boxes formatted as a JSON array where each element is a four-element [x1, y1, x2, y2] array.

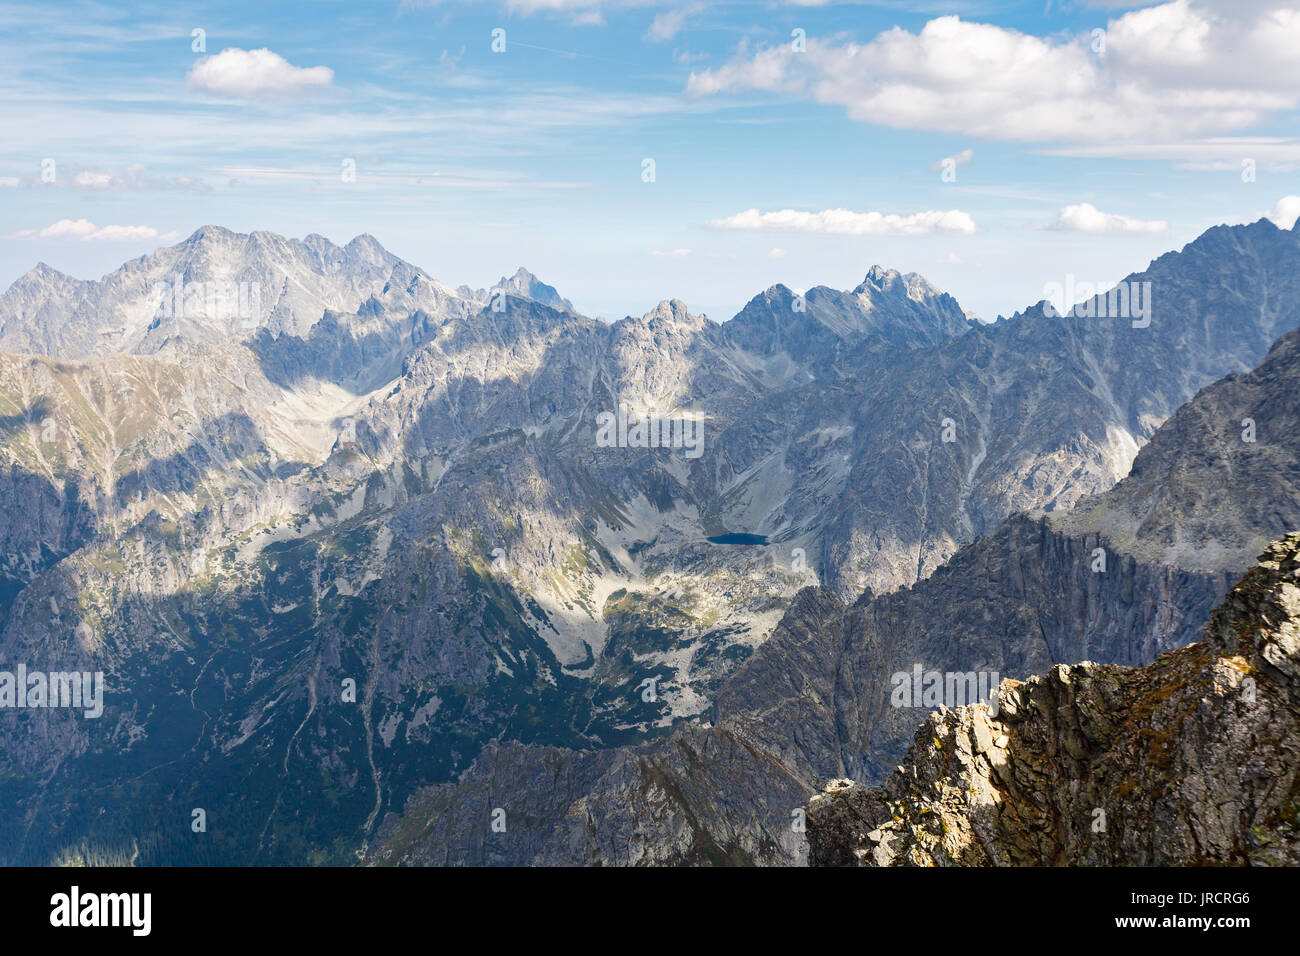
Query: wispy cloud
[[709, 207, 978, 236], [9, 219, 178, 241], [1039, 137, 1300, 172], [646, 7, 698, 42], [58, 164, 207, 191], [217, 165, 588, 191]]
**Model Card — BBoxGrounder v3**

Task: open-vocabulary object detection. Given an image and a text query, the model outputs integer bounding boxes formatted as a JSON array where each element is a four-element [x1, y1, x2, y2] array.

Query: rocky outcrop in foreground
[[807, 533, 1300, 866]]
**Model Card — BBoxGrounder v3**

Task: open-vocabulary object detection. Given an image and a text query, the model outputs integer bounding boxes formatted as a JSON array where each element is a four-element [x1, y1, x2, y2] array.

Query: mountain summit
[[0, 230, 579, 359], [493, 267, 575, 313]]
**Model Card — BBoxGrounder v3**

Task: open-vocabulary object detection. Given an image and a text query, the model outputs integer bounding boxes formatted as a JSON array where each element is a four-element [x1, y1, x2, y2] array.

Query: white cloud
[[82, 224, 170, 241], [39, 219, 100, 239], [187, 48, 334, 99], [1266, 195, 1300, 229], [768, 247, 787, 259], [10, 219, 173, 241], [709, 207, 978, 236], [1046, 203, 1168, 233], [647, 8, 689, 41], [930, 148, 974, 171], [684, 2, 1300, 146], [652, 248, 692, 256]]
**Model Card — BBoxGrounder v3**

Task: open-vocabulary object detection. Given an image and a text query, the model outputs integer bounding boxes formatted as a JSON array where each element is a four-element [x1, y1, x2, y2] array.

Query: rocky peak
[[491, 267, 575, 313], [723, 267, 970, 362], [5, 261, 75, 296], [641, 297, 704, 329], [862, 263, 896, 284], [342, 233, 395, 269], [184, 224, 237, 245], [853, 264, 943, 304], [30, 261, 70, 281]]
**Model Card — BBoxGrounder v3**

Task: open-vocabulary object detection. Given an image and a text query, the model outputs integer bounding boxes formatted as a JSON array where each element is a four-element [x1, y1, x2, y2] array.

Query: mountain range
[[1, 219, 1298, 865]]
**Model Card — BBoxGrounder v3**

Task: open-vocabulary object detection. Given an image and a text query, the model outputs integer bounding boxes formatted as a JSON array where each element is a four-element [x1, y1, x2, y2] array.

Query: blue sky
[[1, 0, 1298, 321]]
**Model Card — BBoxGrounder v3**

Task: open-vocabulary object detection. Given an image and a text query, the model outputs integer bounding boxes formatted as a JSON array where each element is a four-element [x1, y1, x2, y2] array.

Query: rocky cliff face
[[1052, 328, 1300, 573], [807, 533, 1300, 867]]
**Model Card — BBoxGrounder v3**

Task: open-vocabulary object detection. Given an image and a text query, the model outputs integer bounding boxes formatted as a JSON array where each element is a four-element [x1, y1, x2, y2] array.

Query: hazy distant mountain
[[0, 227, 400, 357], [719, 264, 973, 367]]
